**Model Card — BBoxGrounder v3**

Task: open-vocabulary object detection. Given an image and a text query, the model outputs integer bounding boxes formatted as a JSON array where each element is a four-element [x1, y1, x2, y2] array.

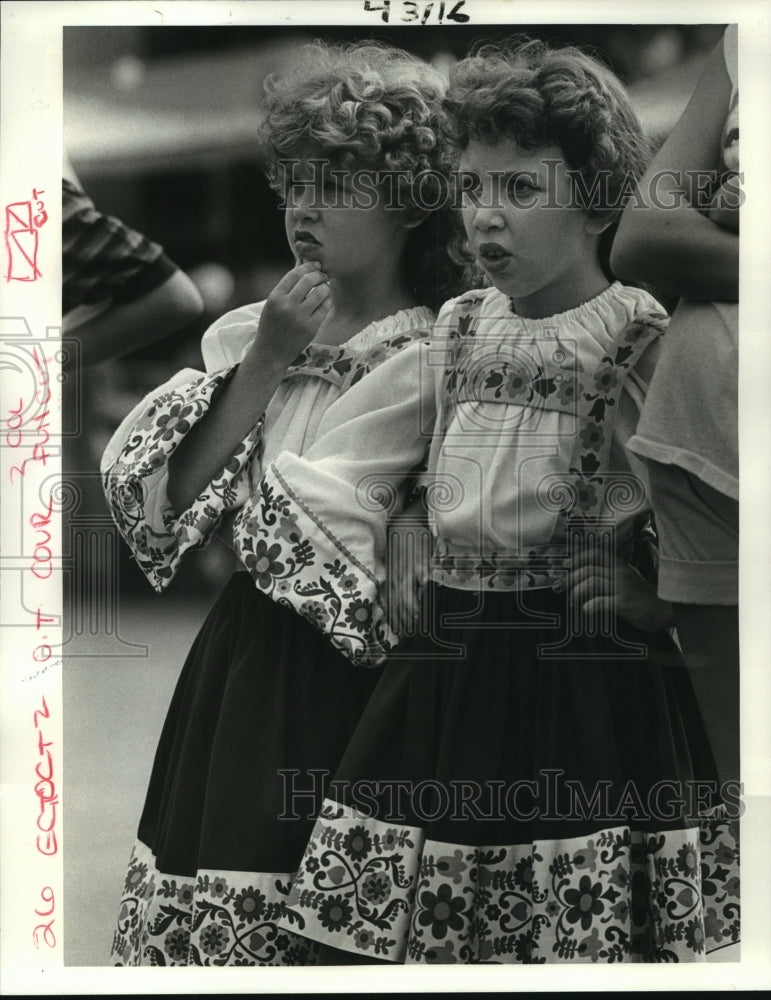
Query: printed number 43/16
[[364, 1, 469, 23]]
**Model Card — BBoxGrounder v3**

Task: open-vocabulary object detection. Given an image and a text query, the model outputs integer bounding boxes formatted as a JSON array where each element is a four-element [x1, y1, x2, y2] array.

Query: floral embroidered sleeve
[[232, 338, 439, 666], [101, 365, 263, 592]]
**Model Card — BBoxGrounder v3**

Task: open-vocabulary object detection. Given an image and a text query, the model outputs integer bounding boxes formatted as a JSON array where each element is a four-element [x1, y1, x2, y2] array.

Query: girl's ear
[[584, 212, 616, 236]]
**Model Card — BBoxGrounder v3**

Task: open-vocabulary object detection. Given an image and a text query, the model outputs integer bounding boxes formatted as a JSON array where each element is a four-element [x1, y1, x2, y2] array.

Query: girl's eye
[[510, 175, 537, 193], [457, 171, 482, 197], [323, 174, 351, 196]]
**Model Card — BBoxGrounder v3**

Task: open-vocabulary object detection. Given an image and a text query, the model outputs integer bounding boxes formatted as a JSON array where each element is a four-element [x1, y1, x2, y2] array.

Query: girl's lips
[[478, 244, 512, 274], [295, 240, 322, 256], [478, 242, 511, 259], [481, 257, 512, 275]]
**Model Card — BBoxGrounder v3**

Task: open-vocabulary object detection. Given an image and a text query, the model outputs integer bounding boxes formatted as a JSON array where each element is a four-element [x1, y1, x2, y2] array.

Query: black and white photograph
[[1, 0, 769, 993]]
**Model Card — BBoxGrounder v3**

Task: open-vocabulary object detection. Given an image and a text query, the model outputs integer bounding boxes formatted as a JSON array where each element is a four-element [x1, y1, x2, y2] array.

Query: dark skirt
[[110, 571, 382, 966], [283, 584, 740, 964]]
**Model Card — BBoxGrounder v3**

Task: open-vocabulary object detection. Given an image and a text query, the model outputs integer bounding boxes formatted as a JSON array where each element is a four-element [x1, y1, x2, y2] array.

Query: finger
[[278, 260, 324, 293], [292, 270, 330, 300], [569, 575, 609, 609], [558, 564, 611, 597], [308, 297, 331, 324], [306, 282, 331, 313], [563, 563, 611, 591], [270, 263, 312, 297], [580, 595, 615, 629], [568, 575, 612, 611]]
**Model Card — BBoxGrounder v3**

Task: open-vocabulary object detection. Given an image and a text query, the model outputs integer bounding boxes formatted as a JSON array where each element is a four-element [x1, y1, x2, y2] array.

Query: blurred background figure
[[61, 154, 205, 624], [63, 158, 204, 367]]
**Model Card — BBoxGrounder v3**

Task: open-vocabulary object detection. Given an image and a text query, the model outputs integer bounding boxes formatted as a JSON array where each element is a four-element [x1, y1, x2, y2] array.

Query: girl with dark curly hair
[[101, 40, 470, 966], [247, 39, 740, 964]]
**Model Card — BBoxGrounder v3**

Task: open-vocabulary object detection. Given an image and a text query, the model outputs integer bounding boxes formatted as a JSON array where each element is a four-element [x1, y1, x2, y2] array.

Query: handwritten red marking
[[35, 885, 55, 918], [36, 609, 56, 631], [33, 918, 56, 949], [33, 885, 56, 948], [32, 692, 50, 729], [33, 885, 57, 950], [8, 352, 53, 483], [4, 189, 46, 282], [5, 398, 24, 448], [33, 694, 58, 857], [30, 493, 55, 581]]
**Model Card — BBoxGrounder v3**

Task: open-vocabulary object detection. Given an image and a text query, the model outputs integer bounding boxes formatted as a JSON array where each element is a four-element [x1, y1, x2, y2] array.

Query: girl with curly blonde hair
[[101, 40, 470, 967]]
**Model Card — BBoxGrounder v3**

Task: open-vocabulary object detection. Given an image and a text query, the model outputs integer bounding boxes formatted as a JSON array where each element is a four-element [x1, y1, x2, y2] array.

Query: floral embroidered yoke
[[101, 301, 436, 596], [427, 283, 668, 590], [247, 282, 669, 662]]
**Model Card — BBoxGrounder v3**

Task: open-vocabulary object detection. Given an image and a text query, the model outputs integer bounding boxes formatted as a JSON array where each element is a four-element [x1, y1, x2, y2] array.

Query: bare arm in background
[[68, 270, 204, 367], [611, 36, 738, 302]]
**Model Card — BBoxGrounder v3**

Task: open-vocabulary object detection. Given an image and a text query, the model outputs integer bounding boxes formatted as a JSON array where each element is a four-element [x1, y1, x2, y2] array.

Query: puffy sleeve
[[232, 336, 439, 666], [100, 303, 267, 591]]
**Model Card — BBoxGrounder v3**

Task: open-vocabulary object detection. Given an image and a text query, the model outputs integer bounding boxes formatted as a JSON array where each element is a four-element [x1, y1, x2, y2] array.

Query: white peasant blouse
[[100, 301, 436, 596], [246, 282, 669, 664]]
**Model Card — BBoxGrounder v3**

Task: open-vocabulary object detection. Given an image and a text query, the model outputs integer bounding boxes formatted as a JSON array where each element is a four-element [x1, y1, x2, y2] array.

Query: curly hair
[[260, 41, 473, 311], [444, 38, 651, 279]]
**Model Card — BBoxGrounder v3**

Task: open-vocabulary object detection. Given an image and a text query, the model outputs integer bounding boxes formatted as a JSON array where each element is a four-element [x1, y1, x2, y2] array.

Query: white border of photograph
[[1, 0, 769, 994]]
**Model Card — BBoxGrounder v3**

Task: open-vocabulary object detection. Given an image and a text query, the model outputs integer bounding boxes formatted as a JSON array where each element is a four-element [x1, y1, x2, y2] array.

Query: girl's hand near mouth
[[255, 260, 331, 361]]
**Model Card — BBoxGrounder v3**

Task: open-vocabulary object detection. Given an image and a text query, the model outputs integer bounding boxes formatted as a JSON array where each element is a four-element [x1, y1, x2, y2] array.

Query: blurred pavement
[[63, 593, 213, 966]]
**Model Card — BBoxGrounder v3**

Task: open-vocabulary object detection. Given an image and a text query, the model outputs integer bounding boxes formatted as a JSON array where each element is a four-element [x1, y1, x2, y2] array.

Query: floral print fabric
[[233, 461, 397, 666], [102, 367, 263, 592], [230, 333, 440, 666], [287, 334, 427, 391], [280, 800, 739, 963], [111, 840, 323, 966]]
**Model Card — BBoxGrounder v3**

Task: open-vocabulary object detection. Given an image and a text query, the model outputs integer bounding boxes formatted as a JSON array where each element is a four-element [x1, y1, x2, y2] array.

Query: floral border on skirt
[[110, 840, 322, 966], [278, 800, 740, 963]]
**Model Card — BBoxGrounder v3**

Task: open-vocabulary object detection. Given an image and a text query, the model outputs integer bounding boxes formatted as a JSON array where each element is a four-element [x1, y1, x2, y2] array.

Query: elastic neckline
[[314, 305, 435, 352], [506, 282, 623, 330]]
